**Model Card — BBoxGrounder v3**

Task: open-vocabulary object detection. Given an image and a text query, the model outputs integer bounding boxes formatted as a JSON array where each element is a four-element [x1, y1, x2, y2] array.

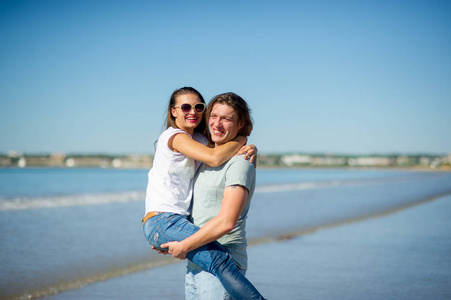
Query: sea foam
[[0, 172, 439, 211]]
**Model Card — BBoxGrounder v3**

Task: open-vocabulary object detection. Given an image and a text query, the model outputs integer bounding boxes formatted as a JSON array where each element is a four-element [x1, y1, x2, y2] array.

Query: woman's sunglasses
[[173, 103, 206, 113]]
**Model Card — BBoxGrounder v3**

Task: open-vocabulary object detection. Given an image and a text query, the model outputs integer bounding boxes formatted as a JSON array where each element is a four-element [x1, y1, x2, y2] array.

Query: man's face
[[208, 103, 243, 146]]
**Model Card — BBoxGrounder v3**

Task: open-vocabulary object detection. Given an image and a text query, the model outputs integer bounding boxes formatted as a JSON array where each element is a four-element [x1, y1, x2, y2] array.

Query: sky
[[1, 0, 450, 156]]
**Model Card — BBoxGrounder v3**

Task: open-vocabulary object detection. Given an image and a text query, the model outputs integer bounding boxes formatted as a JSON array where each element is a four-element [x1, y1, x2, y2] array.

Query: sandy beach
[[47, 193, 451, 299]]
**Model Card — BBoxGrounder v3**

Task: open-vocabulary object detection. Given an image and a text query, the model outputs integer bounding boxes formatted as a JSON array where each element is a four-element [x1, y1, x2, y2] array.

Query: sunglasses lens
[[178, 103, 204, 113], [195, 103, 205, 113], [180, 104, 192, 113]]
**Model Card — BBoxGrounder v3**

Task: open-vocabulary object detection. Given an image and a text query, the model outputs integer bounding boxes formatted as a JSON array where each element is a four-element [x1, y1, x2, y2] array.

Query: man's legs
[[143, 212, 264, 299], [186, 261, 232, 300]]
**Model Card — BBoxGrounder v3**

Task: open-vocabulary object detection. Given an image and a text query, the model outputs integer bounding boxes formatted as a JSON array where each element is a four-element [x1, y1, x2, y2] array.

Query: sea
[[1, 168, 450, 299]]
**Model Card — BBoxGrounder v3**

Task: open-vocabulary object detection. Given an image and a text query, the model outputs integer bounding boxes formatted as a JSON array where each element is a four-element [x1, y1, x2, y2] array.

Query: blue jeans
[[186, 261, 238, 300], [143, 212, 265, 300], [186, 246, 248, 300]]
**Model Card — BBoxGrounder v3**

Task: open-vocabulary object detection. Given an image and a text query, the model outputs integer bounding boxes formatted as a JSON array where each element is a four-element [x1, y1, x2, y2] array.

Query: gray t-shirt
[[190, 155, 256, 269]]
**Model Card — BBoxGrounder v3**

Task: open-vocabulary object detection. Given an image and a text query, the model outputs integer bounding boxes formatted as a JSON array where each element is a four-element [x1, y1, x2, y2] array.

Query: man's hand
[[237, 144, 258, 166], [151, 245, 169, 255], [160, 241, 188, 260]]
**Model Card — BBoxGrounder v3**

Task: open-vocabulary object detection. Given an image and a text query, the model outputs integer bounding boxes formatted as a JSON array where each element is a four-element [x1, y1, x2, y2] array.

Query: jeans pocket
[[146, 215, 174, 251], [149, 226, 163, 249], [144, 224, 169, 251], [144, 215, 164, 247], [145, 213, 193, 251]]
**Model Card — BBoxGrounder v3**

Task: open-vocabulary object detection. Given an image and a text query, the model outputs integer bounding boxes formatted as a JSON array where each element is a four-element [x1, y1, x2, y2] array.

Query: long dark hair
[[165, 87, 207, 134]]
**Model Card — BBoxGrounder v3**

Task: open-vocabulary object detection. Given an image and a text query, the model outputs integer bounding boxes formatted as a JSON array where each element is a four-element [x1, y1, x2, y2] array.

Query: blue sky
[[1, 0, 450, 155]]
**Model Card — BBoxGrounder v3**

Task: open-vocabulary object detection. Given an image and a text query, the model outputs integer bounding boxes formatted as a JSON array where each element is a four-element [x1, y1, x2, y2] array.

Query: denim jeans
[[185, 261, 242, 300], [143, 212, 264, 300], [186, 246, 247, 300]]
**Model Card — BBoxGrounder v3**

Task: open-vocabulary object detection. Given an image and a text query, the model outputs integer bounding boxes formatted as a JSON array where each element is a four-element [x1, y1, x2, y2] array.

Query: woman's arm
[[237, 144, 258, 166], [170, 133, 246, 167], [161, 185, 248, 259]]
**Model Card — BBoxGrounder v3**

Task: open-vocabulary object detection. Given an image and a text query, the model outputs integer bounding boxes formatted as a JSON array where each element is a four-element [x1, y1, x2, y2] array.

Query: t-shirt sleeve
[[224, 156, 256, 191], [193, 132, 209, 146], [162, 127, 191, 145]]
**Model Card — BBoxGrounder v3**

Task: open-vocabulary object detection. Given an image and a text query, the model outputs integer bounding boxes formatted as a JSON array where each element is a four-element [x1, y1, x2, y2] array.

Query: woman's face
[[171, 93, 204, 134], [208, 103, 243, 146]]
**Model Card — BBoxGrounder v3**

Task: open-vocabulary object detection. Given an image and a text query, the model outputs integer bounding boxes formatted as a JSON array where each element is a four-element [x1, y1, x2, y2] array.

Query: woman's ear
[[171, 107, 177, 119]]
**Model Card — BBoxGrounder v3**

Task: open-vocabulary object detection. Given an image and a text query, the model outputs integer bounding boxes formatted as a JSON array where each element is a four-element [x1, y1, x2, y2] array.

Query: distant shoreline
[[1, 165, 450, 172], [257, 165, 451, 170], [1, 152, 450, 170]]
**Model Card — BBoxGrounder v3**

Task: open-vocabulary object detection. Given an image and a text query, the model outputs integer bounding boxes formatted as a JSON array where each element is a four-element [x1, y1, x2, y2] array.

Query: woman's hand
[[160, 241, 188, 260], [237, 144, 258, 166]]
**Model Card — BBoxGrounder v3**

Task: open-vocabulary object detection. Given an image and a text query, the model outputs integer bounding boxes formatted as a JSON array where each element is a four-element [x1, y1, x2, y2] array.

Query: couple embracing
[[142, 87, 265, 299]]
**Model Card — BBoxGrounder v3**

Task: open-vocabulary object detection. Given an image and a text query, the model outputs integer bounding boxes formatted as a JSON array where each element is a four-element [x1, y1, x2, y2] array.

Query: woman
[[143, 87, 265, 299]]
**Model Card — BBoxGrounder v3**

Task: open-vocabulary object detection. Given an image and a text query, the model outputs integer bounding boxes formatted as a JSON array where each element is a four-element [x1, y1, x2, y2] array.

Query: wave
[[255, 172, 443, 193], [8, 191, 451, 300], [0, 172, 442, 211], [0, 191, 145, 211]]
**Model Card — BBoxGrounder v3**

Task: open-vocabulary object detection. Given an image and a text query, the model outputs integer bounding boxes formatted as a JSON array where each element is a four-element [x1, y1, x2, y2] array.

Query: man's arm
[[161, 185, 248, 259]]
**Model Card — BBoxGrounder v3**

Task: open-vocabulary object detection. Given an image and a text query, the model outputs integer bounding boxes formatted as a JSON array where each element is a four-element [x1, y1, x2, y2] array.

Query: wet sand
[[47, 194, 451, 299]]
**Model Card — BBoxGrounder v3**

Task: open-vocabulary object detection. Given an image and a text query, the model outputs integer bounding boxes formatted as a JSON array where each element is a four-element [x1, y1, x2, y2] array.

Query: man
[[161, 92, 256, 299]]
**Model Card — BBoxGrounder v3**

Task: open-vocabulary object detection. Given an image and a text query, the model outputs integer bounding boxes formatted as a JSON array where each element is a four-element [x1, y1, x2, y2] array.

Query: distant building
[[111, 155, 152, 169], [348, 157, 392, 167], [65, 156, 112, 168], [280, 154, 312, 166], [311, 156, 346, 166], [419, 157, 431, 166], [15, 153, 67, 167], [18, 157, 26, 168], [1, 152, 448, 169]]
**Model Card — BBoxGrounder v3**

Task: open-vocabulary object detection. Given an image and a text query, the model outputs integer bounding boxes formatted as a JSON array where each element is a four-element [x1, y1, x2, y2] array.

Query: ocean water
[[47, 194, 451, 300], [0, 168, 450, 299]]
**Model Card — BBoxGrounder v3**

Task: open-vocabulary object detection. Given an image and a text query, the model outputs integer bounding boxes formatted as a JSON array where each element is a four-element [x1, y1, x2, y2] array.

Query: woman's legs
[[143, 212, 264, 300]]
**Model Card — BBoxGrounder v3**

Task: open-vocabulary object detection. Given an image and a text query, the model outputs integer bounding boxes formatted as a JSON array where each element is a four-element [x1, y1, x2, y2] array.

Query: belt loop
[[142, 211, 159, 225]]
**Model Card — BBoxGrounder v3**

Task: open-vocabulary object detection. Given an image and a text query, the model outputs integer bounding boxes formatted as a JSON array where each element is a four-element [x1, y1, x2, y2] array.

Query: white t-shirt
[[144, 127, 208, 216]]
